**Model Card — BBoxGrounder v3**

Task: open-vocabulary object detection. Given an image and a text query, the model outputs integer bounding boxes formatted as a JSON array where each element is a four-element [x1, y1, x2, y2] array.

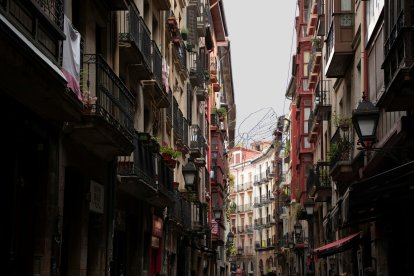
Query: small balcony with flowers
[[328, 125, 355, 187], [71, 54, 135, 159], [118, 132, 175, 208]]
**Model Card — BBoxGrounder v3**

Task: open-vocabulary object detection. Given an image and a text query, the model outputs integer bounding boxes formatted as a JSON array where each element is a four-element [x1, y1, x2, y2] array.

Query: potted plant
[[160, 145, 181, 160], [333, 113, 352, 131], [311, 37, 322, 50], [180, 27, 188, 41], [217, 107, 227, 120]]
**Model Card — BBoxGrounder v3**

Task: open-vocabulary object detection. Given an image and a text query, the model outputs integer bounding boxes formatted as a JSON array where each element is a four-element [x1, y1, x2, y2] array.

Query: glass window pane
[[341, 0, 351, 11]]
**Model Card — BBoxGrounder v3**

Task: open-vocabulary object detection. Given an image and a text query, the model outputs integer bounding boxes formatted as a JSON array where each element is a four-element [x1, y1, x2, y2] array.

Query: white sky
[[223, 1, 297, 145]]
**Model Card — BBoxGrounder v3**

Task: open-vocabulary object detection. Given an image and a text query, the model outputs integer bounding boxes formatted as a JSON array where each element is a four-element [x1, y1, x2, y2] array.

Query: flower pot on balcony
[[212, 83, 220, 92], [162, 152, 172, 161]]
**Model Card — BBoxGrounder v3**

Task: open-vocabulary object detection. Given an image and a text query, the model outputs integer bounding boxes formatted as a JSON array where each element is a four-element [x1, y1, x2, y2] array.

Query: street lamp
[[182, 158, 198, 191], [304, 198, 315, 216], [227, 231, 234, 243], [294, 221, 302, 239], [213, 208, 222, 220], [352, 98, 379, 148]]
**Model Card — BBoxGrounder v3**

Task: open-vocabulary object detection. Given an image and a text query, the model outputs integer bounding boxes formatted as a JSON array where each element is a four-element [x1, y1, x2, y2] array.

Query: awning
[[314, 231, 361, 258], [347, 161, 414, 224]]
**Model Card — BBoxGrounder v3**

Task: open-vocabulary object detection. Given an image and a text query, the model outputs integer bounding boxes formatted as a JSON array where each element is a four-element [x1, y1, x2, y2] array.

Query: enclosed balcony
[[308, 111, 320, 143], [307, 0, 318, 36], [325, 0, 354, 77], [0, 0, 85, 121], [71, 54, 135, 159], [308, 39, 322, 89], [380, 8, 414, 111]]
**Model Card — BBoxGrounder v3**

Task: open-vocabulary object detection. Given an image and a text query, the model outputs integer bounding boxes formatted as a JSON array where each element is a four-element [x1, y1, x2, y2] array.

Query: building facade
[[1, 0, 235, 275], [282, 0, 414, 276]]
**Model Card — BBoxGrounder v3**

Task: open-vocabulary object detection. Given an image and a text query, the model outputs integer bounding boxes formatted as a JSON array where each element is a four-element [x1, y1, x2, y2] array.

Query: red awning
[[314, 232, 361, 258]]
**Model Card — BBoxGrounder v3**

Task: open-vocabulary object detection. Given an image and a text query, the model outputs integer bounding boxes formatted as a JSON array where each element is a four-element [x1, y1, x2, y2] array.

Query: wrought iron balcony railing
[[119, 4, 152, 69], [0, 0, 65, 63], [118, 135, 156, 188], [82, 54, 135, 140], [189, 124, 206, 156]]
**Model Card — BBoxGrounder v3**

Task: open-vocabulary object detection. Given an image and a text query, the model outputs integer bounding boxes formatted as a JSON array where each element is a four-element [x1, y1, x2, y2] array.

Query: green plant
[[217, 107, 227, 117], [332, 113, 352, 129], [328, 138, 353, 162], [180, 27, 188, 40], [311, 37, 322, 49], [160, 145, 181, 159]]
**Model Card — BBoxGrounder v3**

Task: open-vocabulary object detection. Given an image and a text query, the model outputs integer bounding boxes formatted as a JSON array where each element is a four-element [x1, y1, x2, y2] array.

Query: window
[[303, 51, 310, 77], [341, 0, 351, 11], [304, 107, 311, 133]]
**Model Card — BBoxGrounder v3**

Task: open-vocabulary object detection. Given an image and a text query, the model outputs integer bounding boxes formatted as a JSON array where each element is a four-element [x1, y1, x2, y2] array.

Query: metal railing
[[190, 124, 205, 152], [172, 95, 185, 141], [117, 135, 156, 188], [152, 41, 162, 88], [174, 40, 187, 71], [33, 0, 64, 29], [119, 3, 152, 68], [82, 54, 135, 140]]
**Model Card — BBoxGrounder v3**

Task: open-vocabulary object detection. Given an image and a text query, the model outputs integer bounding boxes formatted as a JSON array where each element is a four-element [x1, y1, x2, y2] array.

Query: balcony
[[329, 127, 354, 183], [172, 39, 187, 76], [70, 54, 134, 158], [313, 79, 331, 120], [196, 2, 208, 37], [118, 134, 174, 207], [307, 0, 318, 36], [308, 111, 320, 143], [118, 6, 168, 107], [237, 225, 245, 234], [380, 9, 414, 111], [316, 0, 325, 36], [119, 4, 152, 78], [325, 3, 354, 77], [266, 166, 275, 179], [189, 124, 206, 158], [308, 41, 322, 89], [0, 0, 86, 121], [118, 135, 156, 197], [314, 161, 332, 202], [168, 192, 183, 225], [245, 225, 253, 234], [188, 52, 205, 88]]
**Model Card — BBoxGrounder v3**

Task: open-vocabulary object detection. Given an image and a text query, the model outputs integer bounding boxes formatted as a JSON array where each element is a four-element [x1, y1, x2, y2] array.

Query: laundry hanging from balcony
[[62, 15, 82, 100]]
